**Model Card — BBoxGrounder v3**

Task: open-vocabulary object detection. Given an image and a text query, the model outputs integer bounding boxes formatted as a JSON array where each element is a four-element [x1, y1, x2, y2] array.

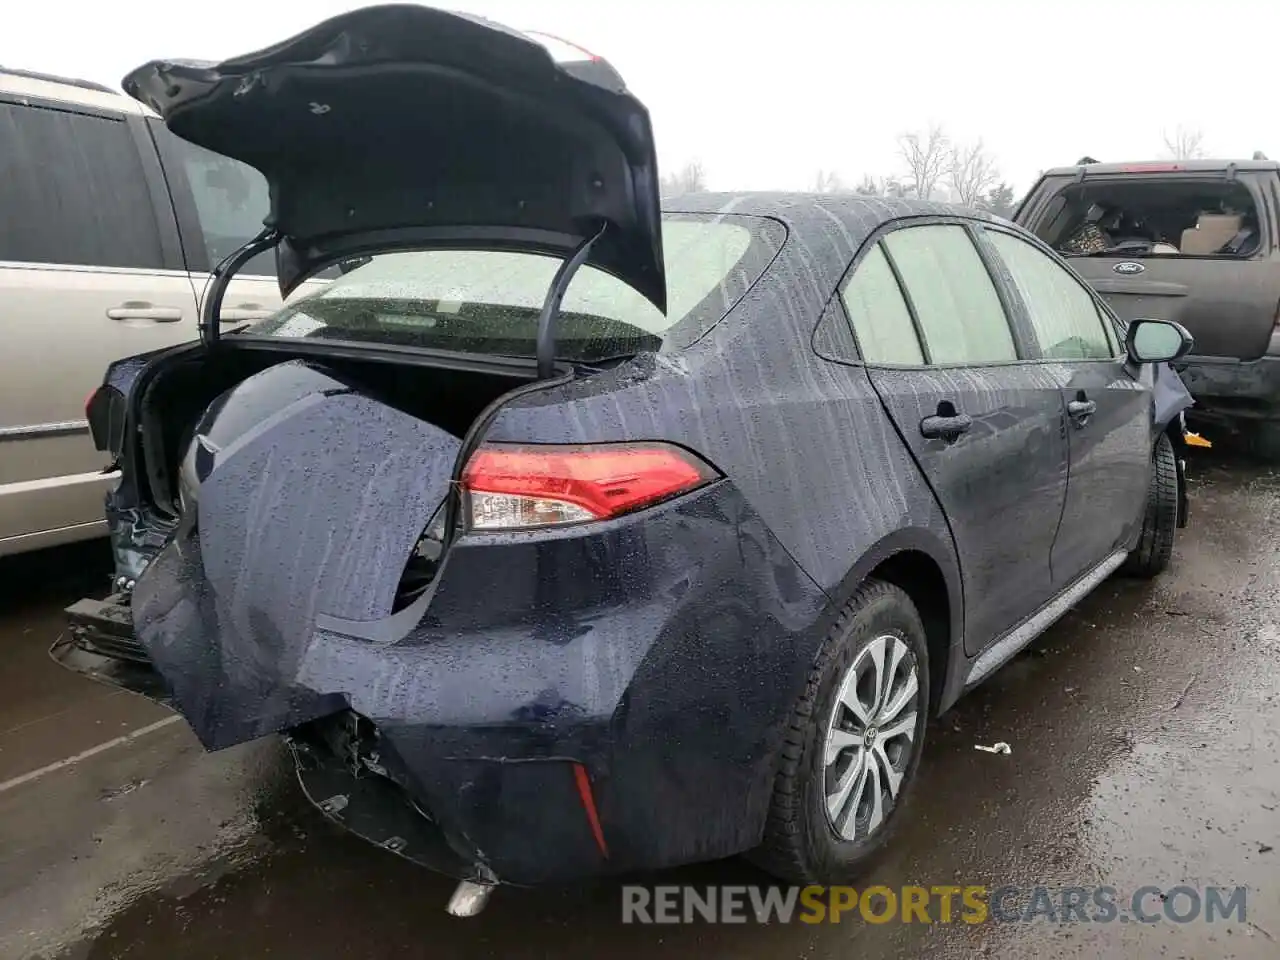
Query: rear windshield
[[1024, 176, 1262, 259], [246, 214, 784, 361]]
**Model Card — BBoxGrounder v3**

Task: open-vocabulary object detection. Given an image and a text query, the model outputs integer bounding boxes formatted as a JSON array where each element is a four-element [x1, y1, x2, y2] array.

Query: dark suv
[[1015, 159, 1280, 457], [60, 4, 1198, 917]]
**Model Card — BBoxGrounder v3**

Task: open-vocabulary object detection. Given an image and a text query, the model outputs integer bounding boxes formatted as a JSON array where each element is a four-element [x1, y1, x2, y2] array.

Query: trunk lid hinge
[[535, 220, 609, 379], [199, 227, 282, 345]]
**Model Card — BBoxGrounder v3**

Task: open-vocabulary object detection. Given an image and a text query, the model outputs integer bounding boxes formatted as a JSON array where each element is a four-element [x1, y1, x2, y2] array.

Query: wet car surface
[[2, 450, 1277, 958]]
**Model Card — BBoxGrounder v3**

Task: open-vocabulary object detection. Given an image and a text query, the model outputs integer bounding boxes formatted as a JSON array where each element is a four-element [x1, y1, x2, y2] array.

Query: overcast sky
[[7, 1, 1273, 197]]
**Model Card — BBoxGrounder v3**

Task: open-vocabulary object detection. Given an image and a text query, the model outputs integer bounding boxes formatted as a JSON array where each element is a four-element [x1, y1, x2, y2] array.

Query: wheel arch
[[825, 528, 964, 717]]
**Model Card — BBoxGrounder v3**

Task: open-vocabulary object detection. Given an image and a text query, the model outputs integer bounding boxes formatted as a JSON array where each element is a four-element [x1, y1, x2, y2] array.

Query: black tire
[[1122, 432, 1178, 579], [750, 580, 930, 884]]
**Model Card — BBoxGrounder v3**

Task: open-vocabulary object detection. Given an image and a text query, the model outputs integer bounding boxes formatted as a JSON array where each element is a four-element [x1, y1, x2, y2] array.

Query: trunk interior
[[137, 342, 539, 518]]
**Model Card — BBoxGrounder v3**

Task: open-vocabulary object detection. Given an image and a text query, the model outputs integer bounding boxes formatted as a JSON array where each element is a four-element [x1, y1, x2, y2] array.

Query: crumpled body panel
[[132, 362, 460, 749]]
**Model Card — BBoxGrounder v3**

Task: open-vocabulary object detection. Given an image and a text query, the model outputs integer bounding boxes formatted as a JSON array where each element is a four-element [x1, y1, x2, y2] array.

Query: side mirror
[[1125, 318, 1194, 364]]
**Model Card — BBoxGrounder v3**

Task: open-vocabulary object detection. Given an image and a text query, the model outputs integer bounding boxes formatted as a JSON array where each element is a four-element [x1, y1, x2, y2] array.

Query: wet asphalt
[[0, 450, 1277, 959]]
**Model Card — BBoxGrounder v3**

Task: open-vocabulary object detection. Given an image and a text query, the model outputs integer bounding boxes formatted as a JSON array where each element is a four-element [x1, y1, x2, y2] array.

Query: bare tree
[[661, 160, 707, 195], [1162, 126, 1206, 160], [854, 174, 883, 197], [897, 125, 950, 200], [812, 169, 846, 193], [947, 139, 1000, 208]]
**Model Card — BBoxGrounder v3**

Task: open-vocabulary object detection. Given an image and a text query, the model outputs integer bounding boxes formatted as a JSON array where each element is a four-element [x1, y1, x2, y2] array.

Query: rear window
[[246, 214, 783, 361], [1024, 176, 1263, 259]]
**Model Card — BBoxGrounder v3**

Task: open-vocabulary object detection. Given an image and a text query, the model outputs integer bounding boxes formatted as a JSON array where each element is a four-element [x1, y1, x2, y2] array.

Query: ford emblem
[[1114, 261, 1145, 275]]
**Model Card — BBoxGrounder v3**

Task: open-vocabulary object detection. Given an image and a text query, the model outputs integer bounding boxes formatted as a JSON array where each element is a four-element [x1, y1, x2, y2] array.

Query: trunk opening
[[137, 343, 541, 520]]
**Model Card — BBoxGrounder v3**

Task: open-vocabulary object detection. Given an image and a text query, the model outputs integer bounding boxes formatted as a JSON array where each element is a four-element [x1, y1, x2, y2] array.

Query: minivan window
[[882, 224, 1016, 364], [987, 230, 1115, 360], [841, 244, 923, 364], [246, 215, 784, 361], [0, 102, 164, 269], [160, 134, 277, 276]]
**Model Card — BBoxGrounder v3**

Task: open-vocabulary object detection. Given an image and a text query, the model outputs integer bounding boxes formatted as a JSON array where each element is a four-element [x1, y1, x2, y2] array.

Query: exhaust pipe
[[446, 880, 495, 917]]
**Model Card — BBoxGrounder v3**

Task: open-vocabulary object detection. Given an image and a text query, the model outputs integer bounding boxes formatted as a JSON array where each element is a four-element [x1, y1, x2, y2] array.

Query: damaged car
[[58, 4, 1198, 916]]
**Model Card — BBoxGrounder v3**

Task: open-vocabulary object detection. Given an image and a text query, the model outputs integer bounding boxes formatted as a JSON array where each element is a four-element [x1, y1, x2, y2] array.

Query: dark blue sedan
[[60, 3, 1196, 917]]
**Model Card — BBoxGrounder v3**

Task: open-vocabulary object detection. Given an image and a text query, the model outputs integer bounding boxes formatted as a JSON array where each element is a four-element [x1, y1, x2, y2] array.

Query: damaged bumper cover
[[57, 481, 829, 886]]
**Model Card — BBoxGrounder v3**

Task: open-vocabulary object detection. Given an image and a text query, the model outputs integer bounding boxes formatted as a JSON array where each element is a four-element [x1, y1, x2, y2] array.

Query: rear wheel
[[751, 580, 929, 884], [1122, 432, 1178, 579]]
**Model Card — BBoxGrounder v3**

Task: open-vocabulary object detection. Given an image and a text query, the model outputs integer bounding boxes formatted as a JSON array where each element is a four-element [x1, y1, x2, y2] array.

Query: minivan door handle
[[1067, 398, 1097, 426], [218, 309, 274, 323], [920, 413, 973, 440], [218, 303, 273, 323], [106, 302, 183, 323]]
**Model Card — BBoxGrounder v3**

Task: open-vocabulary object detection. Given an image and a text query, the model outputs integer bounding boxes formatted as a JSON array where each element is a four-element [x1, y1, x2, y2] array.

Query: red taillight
[[461, 442, 718, 530], [1117, 163, 1184, 173], [84, 387, 100, 418]]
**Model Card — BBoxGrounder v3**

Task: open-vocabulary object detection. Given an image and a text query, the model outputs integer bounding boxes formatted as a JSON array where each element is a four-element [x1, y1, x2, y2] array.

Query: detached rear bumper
[[57, 482, 831, 886]]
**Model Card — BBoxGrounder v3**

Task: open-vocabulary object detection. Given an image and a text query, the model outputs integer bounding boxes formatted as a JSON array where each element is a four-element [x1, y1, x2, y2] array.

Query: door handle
[[1067, 399, 1097, 425], [920, 413, 973, 440], [218, 308, 273, 323], [106, 303, 183, 323]]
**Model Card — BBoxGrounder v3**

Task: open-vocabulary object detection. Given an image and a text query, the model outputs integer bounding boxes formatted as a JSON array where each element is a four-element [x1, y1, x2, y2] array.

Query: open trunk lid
[[123, 3, 666, 311], [1015, 168, 1280, 359]]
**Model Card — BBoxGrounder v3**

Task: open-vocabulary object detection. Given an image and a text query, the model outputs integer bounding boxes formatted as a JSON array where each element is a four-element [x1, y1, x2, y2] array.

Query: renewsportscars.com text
[[621, 884, 1248, 925]]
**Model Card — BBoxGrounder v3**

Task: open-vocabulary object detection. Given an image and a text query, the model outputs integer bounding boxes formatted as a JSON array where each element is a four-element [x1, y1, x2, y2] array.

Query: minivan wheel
[[751, 580, 929, 884], [1122, 432, 1178, 579]]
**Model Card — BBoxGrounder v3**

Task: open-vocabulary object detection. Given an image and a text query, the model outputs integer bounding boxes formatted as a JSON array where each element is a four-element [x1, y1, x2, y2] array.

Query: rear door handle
[[218, 303, 272, 323], [1067, 399, 1097, 424], [920, 413, 973, 440], [107, 302, 184, 323], [218, 308, 274, 323]]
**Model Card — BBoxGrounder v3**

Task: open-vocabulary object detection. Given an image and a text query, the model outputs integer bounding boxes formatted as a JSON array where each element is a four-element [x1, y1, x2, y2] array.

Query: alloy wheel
[[822, 632, 921, 842]]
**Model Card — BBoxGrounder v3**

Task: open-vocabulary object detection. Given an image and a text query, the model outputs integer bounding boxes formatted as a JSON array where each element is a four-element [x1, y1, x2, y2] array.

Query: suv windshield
[[245, 214, 783, 361], [1028, 177, 1262, 259]]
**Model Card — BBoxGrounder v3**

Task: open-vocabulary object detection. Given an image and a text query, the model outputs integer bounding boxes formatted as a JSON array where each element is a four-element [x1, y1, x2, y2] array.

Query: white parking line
[[0, 714, 182, 795]]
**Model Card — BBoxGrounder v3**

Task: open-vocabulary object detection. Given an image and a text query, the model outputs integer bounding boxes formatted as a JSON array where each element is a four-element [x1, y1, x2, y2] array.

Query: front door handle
[[920, 413, 973, 440], [1067, 398, 1097, 425], [107, 302, 184, 323]]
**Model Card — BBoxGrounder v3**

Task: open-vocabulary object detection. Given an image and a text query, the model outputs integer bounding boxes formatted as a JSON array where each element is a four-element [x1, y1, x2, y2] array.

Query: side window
[[841, 244, 923, 364], [986, 230, 1115, 360], [157, 130, 339, 280], [0, 101, 164, 269], [161, 134, 276, 276], [882, 224, 1016, 364]]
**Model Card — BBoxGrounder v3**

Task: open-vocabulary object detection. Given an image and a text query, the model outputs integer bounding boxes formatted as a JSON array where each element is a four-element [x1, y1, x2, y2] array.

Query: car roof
[[663, 191, 1002, 237], [0, 66, 151, 116], [1040, 159, 1280, 177]]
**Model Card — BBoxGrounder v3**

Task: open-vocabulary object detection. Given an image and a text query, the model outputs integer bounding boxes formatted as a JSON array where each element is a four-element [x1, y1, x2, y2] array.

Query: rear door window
[[882, 224, 1017, 364], [245, 214, 784, 360], [0, 100, 164, 269], [840, 244, 923, 364], [985, 230, 1117, 359], [153, 129, 278, 277]]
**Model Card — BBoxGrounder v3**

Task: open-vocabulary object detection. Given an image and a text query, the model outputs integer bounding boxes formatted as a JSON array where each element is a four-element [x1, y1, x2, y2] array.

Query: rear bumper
[[1177, 355, 1280, 421], [58, 482, 831, 885]]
